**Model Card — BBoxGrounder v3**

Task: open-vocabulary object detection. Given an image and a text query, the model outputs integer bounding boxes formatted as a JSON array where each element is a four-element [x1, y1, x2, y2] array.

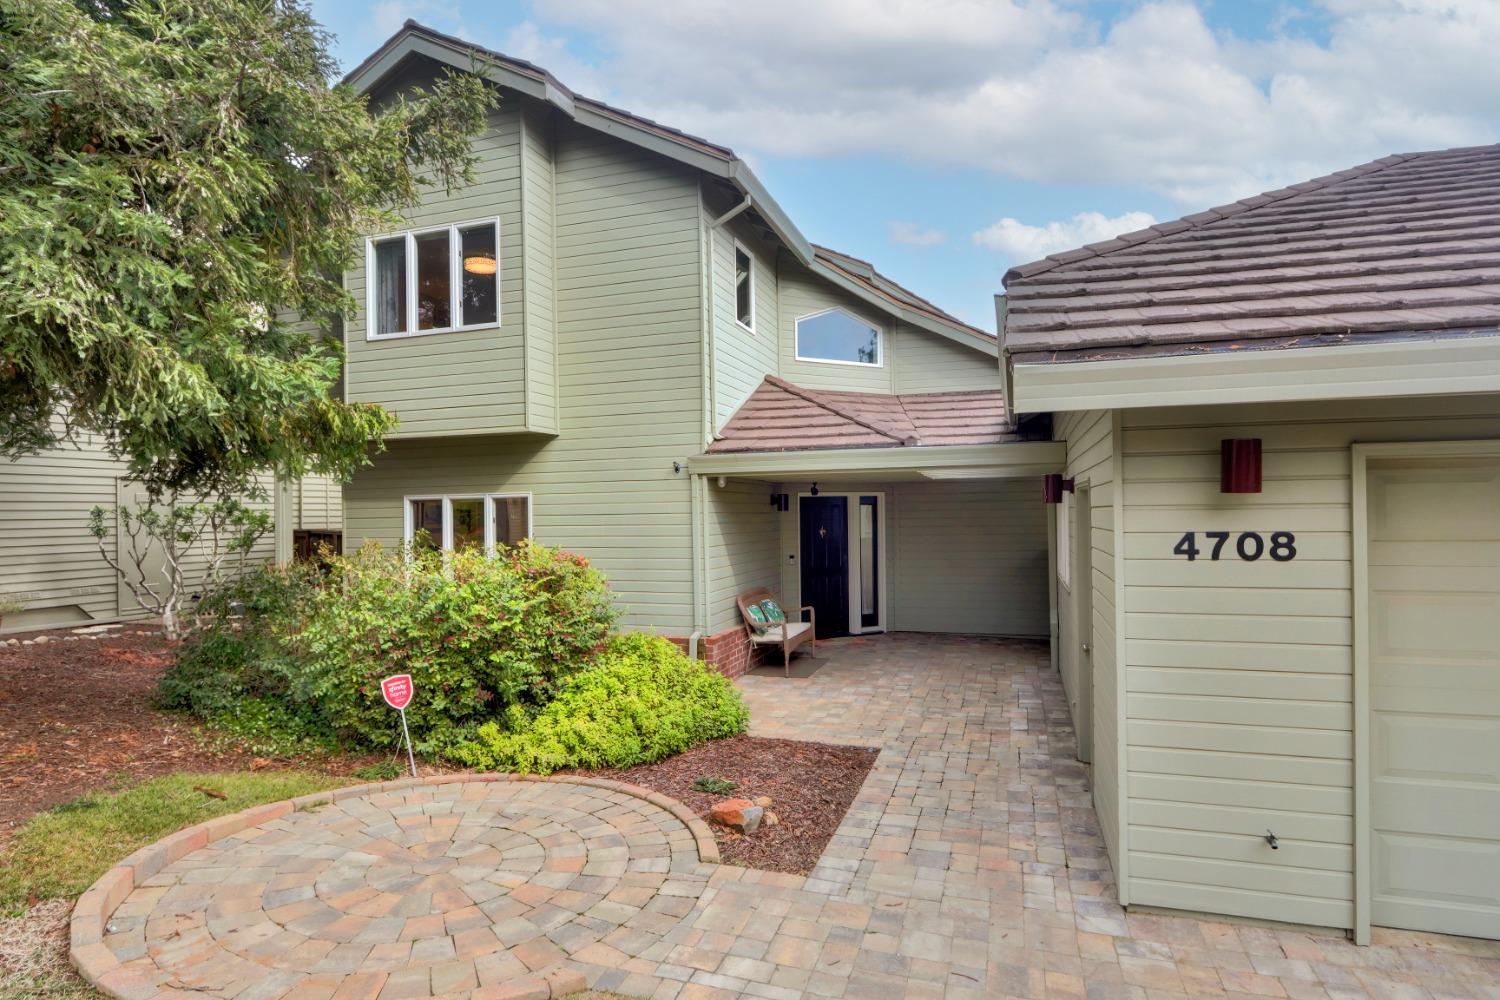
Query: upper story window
[[368, 219, 499, 339], [734, 242, 755, 331], [795, 307, 882, 367]]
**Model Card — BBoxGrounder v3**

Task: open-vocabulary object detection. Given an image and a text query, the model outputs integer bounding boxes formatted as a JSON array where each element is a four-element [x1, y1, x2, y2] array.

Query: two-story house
[[337, 22, 1065, 674]]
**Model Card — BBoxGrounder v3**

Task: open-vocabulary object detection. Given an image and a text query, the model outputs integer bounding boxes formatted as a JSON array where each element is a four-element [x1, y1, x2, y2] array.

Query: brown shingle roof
[[1002, 144, 1500, 360], [707, 377, 1017, 453]]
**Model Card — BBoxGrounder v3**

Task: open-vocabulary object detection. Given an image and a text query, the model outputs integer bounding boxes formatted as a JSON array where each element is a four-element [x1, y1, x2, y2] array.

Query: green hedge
[[450, 633, 749, 774]]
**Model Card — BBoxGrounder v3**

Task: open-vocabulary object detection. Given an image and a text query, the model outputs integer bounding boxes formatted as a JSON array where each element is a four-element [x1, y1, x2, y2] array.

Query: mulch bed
[[0, 628, 381, 843], [576, 734, 878, 875]]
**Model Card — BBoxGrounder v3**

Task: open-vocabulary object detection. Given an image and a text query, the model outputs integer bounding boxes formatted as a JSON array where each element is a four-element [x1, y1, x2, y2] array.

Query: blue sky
[[309, 0, 1500, 329]]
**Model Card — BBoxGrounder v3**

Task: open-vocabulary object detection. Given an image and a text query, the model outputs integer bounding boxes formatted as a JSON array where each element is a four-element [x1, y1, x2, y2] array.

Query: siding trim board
[[1350, 437, 1500, 945]]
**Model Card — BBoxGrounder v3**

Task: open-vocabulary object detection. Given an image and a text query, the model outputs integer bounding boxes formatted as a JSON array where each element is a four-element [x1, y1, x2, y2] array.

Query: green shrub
[[451, 633, 749, 774], [161, 541, 617, 756], [283, 541, 617, 753], [162, 564, 335, 752]]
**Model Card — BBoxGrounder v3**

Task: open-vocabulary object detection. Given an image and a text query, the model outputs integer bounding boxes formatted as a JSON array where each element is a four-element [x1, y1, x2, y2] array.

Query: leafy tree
[[0, 0, 497, 496]]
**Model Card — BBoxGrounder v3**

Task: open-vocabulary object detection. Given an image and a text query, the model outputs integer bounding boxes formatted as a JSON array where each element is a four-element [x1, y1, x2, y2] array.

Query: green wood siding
[[892, 324, 999, 393], [708, 195, 780, 432], [344, 122, 705, 633], [1056, 408, 1123, 888], [889, 479, 1046, 635], [705, 478, 781, 632], [520, 105, 559, 434], [1116, 392, 1500, 930], [344, 108, 530, 437], [0, 434, 317, 633]]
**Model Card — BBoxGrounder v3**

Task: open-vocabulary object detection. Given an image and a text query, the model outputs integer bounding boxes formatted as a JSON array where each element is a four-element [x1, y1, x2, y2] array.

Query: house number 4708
[[1173, 531, 1296, 562]]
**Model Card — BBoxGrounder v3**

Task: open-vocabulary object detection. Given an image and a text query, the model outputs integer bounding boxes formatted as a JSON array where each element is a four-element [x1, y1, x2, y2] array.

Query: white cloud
[[972, 210, 1158, 262], [504, 0, 1500, 206], [889, 221, 947, 247]]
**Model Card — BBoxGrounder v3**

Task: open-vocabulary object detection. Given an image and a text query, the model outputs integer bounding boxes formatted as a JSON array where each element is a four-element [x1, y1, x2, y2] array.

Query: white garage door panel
[[1367, 456, 1500, 939]]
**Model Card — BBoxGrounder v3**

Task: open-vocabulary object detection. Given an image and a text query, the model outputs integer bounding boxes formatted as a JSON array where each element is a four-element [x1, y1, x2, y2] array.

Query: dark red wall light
[[1221, 438, 1263, 494], [1042, 473, 1075, 504]]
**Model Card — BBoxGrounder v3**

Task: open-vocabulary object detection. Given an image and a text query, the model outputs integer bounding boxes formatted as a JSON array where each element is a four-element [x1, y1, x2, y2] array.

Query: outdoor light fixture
[[810, 482, 820, 496], [1220, 438, 1263, 493], [462, 254, 497, 275], [1042, 473, 1075, 504], [769, 492, 790, 511]]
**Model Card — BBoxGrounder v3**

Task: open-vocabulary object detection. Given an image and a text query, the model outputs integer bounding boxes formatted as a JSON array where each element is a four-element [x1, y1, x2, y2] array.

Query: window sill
[[366, 321, 503, 342], [793, 354, 884, 369]]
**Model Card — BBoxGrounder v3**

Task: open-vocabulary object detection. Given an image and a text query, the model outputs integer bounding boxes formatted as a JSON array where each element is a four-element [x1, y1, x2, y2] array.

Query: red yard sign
[[380, 674, 414, 711]]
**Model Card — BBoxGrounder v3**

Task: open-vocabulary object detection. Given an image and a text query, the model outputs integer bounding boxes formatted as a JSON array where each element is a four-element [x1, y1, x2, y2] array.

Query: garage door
[[1367, 456, 1500, 938]]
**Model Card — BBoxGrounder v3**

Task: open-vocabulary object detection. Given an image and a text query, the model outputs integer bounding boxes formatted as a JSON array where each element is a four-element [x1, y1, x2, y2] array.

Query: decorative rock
[[753, 795, 772, 808], [709, 798, 764, 834], [764, 811, 779, 826]]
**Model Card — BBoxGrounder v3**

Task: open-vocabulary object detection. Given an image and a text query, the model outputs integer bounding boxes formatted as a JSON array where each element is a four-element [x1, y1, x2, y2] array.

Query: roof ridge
[[763, 376, 917, 445], [1002, 151, 1429, 287]]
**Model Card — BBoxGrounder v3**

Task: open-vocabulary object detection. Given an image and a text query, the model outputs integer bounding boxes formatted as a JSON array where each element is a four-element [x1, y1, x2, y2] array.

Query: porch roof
[[707, 376, 1024, 454]]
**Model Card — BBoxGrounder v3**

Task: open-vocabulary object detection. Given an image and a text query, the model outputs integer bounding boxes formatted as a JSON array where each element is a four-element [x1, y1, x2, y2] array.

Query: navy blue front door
[[800, 496, 849, 637]]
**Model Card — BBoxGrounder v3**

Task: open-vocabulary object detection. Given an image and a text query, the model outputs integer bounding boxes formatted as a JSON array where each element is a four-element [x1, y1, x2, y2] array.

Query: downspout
[[273, 470, 293, 567]]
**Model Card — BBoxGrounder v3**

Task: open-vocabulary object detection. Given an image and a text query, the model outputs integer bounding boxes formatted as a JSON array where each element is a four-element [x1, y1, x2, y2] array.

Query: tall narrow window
[[373, 238, 407, 336], [414, 231, 451, 331], [734, 244, 755, 330], [451, 498, 485, 551], [460, 224, 498, 326], [409, 498, 444, 552], [859, 496, 878, 628], [367, 219, 498, 338], [494, 496, 530, 548]]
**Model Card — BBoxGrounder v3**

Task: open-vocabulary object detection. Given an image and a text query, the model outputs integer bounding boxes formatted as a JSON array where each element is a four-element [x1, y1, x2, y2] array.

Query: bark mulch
[[577, 734, 878, 876], [0, 627, 380, 843]]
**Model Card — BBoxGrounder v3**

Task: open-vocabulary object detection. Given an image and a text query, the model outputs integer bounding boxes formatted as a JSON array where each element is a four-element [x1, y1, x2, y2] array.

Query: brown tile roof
[[707, 376, 1017, 453], [1002, 144, 1500, 361]]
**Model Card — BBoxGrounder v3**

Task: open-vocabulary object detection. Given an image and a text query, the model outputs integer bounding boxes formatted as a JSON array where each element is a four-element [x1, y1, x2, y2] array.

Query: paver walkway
[[80, 635, 1500, 1000]]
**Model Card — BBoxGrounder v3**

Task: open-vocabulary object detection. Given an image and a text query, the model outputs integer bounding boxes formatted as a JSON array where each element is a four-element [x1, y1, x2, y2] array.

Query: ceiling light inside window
[[463, 255, 497, 275]]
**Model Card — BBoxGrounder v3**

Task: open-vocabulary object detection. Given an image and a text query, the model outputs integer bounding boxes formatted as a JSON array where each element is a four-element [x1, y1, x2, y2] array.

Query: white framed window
[[403, 493, 532, 552], [794, 307, 882, 367], [734, 241, 756, 331], [367, 218, 499, 339]]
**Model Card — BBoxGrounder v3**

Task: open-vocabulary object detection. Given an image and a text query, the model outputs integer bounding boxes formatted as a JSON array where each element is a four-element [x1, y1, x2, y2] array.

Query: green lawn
[[0, 771, 348, 913]]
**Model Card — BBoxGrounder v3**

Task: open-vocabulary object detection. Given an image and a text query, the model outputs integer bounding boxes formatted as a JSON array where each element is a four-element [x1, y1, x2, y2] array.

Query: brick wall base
[[666, 625, 763, 679]]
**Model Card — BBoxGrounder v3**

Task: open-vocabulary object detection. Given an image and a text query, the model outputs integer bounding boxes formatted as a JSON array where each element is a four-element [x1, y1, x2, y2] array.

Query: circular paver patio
[[71, 776, 718, 1000]]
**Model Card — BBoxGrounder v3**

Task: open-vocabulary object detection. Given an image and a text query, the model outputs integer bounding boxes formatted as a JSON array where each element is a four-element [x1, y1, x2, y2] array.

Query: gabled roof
[[1002, 143, 1500, 362], [707, 376, 1020, 453], [346, 21, 993, 354]]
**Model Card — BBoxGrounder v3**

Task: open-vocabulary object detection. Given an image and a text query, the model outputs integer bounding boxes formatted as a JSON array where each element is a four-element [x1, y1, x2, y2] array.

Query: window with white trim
[[404, 494, 532, 551], [368, 219, 499, 338], [795, 307, 882, 366], [734, 242, 755, 330]]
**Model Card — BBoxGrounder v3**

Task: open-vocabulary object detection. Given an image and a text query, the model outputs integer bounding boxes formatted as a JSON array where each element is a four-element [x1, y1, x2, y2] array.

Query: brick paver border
[[70, 773, 719, 1000]]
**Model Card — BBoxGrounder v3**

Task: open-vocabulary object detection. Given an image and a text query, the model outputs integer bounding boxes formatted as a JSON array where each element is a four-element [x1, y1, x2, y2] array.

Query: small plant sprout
[[693, 776, 739, 796]]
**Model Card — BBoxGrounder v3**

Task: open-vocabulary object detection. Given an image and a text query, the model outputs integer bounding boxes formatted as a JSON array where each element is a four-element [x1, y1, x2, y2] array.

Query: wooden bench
[[736, 587, 816, 676]]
